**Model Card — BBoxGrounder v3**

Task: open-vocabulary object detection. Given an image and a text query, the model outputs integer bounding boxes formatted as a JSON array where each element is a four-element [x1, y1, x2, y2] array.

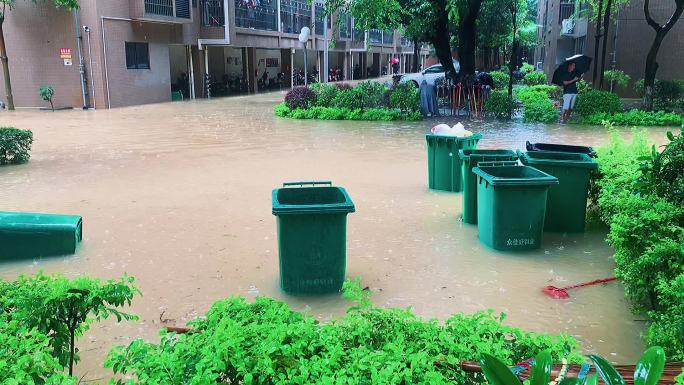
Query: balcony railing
[[353, 26, 364, 42], [314, 3, 330, 35], [235, 0, 277, 31], [202, 0, 224, 26], [145, 0, 174, 16], [176, 0, 190, 18], [369, 29, 382, 44], [559, 2, 574, 24], [382, 29, 393, 45], [281, 0, 311, 34], [400, 36, 411, 47], [338, 14, 352, 39]]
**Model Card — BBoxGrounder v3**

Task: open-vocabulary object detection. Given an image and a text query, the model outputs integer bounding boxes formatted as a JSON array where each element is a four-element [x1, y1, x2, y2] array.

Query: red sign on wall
[[60, 48, 72, 59]]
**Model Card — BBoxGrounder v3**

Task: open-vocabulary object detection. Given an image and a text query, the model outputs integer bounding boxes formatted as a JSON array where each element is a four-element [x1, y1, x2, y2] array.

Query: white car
[[400, 61, 460, 86]]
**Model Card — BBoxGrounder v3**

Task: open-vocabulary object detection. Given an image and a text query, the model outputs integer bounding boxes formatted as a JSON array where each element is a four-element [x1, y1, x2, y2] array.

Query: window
[[424, 65, 443, 74], [126, 42, 150, 69]]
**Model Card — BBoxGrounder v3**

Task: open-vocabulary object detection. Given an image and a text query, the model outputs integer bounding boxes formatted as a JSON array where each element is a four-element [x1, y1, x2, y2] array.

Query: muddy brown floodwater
[[0, 92, 671, 382]]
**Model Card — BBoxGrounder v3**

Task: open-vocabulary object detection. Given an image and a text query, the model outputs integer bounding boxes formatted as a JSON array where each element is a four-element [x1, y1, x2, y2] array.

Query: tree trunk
[[457, 0, 484, 81], [69, 327, 76, 376], [591, 0, 603, 87], [483, 47, 491, 70], [0, 17, 15, 110], [508, 8, 518, 97], [599, 0, 613, 89], [412, 39, 420, 72], [642, 0, 684, 110], [430, 0, 458, 80]]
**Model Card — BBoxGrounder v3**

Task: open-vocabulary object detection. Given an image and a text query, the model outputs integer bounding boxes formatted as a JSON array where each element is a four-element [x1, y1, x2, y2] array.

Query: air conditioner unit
[[561, 19, 575, 35]]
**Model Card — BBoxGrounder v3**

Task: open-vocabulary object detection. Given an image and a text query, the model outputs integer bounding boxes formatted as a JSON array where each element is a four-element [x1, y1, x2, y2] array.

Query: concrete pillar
[[247, 47, 257, 93]]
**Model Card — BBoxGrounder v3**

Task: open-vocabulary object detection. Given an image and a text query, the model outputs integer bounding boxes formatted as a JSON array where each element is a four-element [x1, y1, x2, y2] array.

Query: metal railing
[[202, 0, 224, 25], [314, 3, 330, 35], [382, 29, 393, 45], [235, 0, 277, 31], [175, 0, 190, 18], [400, 36, 411, 47], [145, 0, 174, 16], [280, 0, 311, 34], [559, 2, 574, 24], [338, 14, 351, 39], [369, 29, 382, 44]]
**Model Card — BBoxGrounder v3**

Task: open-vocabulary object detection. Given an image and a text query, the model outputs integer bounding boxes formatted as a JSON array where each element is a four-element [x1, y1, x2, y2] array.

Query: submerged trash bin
[[426, 133, 482, 192], [272, 181, 355, 294], [0, 212, 83, 259], [526, 141, 597, 158], [519, 151, 598, 232], [473, 162, 558, 251], [458, 149, 518, 224]]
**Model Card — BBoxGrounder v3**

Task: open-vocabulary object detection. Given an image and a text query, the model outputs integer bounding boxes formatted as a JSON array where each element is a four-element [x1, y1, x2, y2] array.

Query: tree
[[642, 0, 684, 110], [0, 0, 78, 111], [587, 0, 629, 88], [448, 0, 485, 80]]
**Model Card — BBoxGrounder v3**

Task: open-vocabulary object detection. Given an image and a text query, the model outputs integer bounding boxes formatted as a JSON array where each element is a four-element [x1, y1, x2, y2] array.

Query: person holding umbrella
[[552, 54, 592, 123]]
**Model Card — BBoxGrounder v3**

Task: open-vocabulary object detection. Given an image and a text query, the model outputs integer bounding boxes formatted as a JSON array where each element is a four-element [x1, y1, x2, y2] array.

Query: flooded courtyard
[[0, 92, 671, 382]]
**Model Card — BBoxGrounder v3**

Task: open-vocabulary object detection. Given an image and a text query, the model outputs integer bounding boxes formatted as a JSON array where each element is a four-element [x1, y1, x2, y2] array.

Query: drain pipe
[[73, 9, 89, 109], [84, 26, 96, 108]]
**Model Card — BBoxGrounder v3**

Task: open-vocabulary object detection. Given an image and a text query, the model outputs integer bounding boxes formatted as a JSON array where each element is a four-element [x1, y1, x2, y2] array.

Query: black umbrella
[[552, 54, 592, 86]]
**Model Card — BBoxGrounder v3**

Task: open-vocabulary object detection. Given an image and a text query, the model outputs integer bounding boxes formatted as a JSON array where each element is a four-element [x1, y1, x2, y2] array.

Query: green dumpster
[[272, 181, 355, 294], [426, 133, 482, 192], [0, 212, 82, 259], [473, 163, 558, 251], [519, 151, 598, 232], [458, 149, 518, 224]]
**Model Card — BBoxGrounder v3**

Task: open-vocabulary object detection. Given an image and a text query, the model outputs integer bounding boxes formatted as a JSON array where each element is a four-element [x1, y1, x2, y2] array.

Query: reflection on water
[[0, 93, 668, 381]]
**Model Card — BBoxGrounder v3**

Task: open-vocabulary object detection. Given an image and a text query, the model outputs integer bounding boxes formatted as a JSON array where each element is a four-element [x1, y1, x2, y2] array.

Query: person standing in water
[[561, 62, 580, 123]]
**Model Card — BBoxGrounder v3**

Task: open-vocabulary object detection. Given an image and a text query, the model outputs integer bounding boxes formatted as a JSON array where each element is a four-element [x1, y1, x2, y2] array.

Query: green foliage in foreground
[[521, 92, 557, 123], [481, 346, 666, 385], [0, 126, 33, 165], [574, 90, 622, 117], [490, 71, 511, 90], [522, 72, 547, 86], [486, 91, 516, 119], [0, 273, 139, 381], [581, 110, 683, 126], [275, 102, 423, 121], [106, 279, 580, 385], [595, 127, 684, 360]]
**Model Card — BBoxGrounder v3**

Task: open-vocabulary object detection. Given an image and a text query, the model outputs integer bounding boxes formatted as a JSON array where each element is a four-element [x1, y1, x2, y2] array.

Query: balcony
[[369, 29, 382, 44], [280, 0, 311, 34], [235, 0, 277, 31], [141, 0, 191, 20], [202, 0, 224, 26], [382, 29, 393, 45], [338, 14, 352, 39], [314, 3, 331, 36], [558, 1, 574, 24]]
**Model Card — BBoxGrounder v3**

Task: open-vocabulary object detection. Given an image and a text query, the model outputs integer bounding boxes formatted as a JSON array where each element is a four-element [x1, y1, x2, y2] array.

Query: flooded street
[[0, 92, 670, 382]]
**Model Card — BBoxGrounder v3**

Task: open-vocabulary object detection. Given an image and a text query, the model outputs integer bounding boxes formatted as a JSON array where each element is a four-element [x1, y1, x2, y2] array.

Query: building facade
[[534, 0, 684, 95], [0, 0, 426, 109]]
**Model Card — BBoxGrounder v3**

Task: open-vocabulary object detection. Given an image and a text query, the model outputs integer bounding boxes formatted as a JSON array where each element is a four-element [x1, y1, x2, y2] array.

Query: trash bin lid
[[458, 149, 518, 162], [0, 212, 83, 234], [426, 133, 483, 142], [272, 182, 355, 215], [519, 151, 598, 170], [472, 165, 558, 186], [525, 141, 597, 157]]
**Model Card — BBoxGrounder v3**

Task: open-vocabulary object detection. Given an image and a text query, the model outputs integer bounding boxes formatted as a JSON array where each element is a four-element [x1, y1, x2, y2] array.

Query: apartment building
[[534, 0, 684, 95], [0, 0, 425, 109]]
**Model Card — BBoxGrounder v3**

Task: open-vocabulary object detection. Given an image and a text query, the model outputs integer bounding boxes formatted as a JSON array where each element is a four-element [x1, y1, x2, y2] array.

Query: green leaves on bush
[[107, 280, 579, 385], [284, 86, 317, 109], [485, 91, 516, 119], [595, 130, 684, 360], [39, 85, 56, 111], [332, 87, 365, 110], [604, 70, 631, 90], [390, 82, 420, 113], [574, 90, 622, 117], [0, 127, 33, 165], [274, 103, 421, 121], [490, 71, 511, 90], [309, 83, 339, 107], [521, 92, 557, 123], [522, 72, 547, 86], [582, 110, 683, 126]]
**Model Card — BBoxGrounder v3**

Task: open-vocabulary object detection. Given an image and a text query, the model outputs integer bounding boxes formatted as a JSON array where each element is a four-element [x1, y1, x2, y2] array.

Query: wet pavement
[[0, 92, 670, 381]]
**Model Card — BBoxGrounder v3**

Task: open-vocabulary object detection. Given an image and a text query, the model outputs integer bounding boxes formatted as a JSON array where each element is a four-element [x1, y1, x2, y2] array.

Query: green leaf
[[480, 354, 522, 385], [559, 378, 580, 385], [586, 373, 599, 385], [634, 346, 666, 385], [666, 131, 674, 141], [529, 351, 552, 385], [589, 354, 626, 385]]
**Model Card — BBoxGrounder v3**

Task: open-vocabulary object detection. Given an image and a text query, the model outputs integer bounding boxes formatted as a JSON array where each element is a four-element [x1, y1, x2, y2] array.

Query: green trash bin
[[426, 133, 482, 192], [272, 181, 355, 294], [473, 163, 558, 251], [0, 212, 83, 259], [458, 149, 519, 224], [519, 151, 598, 232]]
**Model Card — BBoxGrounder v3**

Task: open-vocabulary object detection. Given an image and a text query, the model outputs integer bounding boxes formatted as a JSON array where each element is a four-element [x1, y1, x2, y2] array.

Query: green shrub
[[485, 91, 516, 119], [582, 110, 682, 126], [39, 85, 55, 111], [515, 89, 548, 104], [577, 79, 592, 94], [527, 84, 562, 99], [106, 280, 579, 385], [273, 102, 291, 117], [654, 80, 683, 112], [635, 79, 645, 97], [522, 71, 547, 86], [275, 105, 420, 121], [522, 93, 557, 123], [0, 127, 33, 165], [389, 82, 420, 113], [490, 70, 510, 90], [638, 127, 684, 205], [310, 83, 339, 107], [520, 62, 534, 73], [574, 90, 622, 117], [284, 86, 317, 109], [356, 81, 388, 108], [332, 88, 365, 110], [604, 70, 631, 90]]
